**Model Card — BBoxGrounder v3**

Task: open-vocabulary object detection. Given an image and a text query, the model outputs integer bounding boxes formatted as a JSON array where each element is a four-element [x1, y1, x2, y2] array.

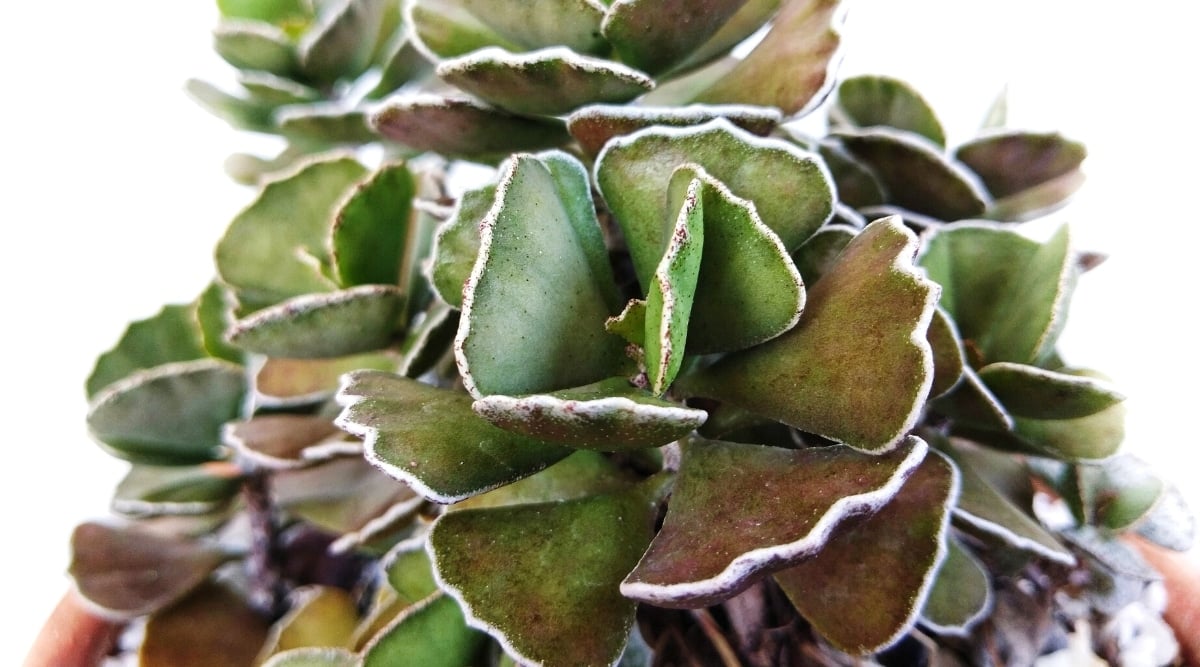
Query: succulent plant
[[68, 0, 1195, 665]]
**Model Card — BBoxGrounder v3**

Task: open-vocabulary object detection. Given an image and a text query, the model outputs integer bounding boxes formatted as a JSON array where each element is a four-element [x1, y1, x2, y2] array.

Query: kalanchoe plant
[[68, 0, 1195, 665]]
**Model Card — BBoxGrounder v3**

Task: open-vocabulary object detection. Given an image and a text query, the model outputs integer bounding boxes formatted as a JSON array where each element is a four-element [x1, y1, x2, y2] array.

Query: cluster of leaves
[[71, 0, 1194, 665]]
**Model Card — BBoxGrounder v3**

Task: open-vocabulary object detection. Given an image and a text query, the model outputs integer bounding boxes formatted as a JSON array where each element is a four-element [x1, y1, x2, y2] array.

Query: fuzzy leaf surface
[[834, 75, 945, 146], [926, 307, 965, 398], [227, 285, 404, 358], [567, 104, 780, 157], [437, 47, 654, 116], [430, 484, 661, 667], [622, 437, 926, 608], [978, 362, 1123, 420], [216, 156, 367, 311], [671, 0, 782, 73], [774, 451, 957, 654], [87, 304, 209, 398], [693, 0, 841, 114], [596, 118, 833, 287], [473, 377, 707, 450], [372, 94, 570, 160], [330, 163, 415, 287], [336, 370, 572, 503], [930, 366, 1013, 430], [677, 217, 937, 452], [955, 131, 1086, 199], [456, 152, 626, 398], [213, 20, 297, 75], [919, 536, 991, 635], [789, 223, 855, 286], [87, 360, 246, 465], [139, 584, 270, 667], [428, 184, 494, 307], [409, 0, 608, 58], [454, 450, 635, 511], [363, 593, 486, 667], [602, 0, 751, 75]]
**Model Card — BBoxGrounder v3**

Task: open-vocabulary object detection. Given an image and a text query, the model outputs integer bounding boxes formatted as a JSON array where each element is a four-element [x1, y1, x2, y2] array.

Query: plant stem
[[243, 470, 284, 619]]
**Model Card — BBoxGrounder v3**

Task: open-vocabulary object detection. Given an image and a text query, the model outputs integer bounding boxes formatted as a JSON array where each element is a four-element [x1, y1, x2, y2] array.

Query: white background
[[5, 1, 1198, 663]]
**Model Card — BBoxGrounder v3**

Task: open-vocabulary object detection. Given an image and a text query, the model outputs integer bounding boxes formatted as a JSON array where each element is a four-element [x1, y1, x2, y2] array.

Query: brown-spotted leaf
[[621, 437, 926, 608], [774, 450, 957, 655], [677, 217, 938, 453], [371, 95, 570, 160], [567, 103, 780, 157]]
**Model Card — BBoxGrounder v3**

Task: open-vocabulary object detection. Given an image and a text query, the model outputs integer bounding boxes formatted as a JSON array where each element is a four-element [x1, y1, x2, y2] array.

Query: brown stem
[[243, 470, 284, 619], [689, 608, 743, 667]]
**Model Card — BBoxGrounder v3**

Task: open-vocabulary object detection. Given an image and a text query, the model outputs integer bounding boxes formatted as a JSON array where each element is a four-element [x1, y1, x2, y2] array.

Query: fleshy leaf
[[472, 377, 707, 450], [299, 0, 388, 83], [789, 223, 855, 286], [1076, 454, 1165, 532], [383, 540, 440, 604], [596, 118, 834, 286], [224, 415, 348, 469], [930, 366, 1013, 430], [453, 450, 636, 511], [918, 222, 1075, 366], [677, 217, 938, 453], [273, 456, 418, 535], [644, 172, 704, 392], [428, 184, 494, 308], [255, 352, 399, 406], [955, 131, 1086, 199], [429, 483, 662, 667], [197, 282, 244, 364], [228, 285, 405, 358], [276, 105, 377, 144], [371, 94, 570, 160], [622, 437, 926, 608], [70, 521, 227, 618], [139, 584, 270, 666], [112, 464, 242, 516], [213, 20, 298, 75], [918, 536, 991, 635], [927, 307, 965, 399], [185, 78, 274, 132], [814, 142, 886, 208], [87, 360, 246, 465], [368, 34, 433, 99], [362, 593, 486, 667], [833, 75, 946, 146], [397, 301, 460, 378], [436, 47, 654, 116], [774, 451, 957, 654], [408, 0, 608, 59], [331, 163, 416, 287], [958, 399, 1126, 462], [978, 362, 1123, 420], [262, 648, 362, 667], [335, 370, 572, 503], [605, 299, 647, 348], [671, 0, 782, 73], [260, 586, 359, 661], [692, 0, 842, 115], [601, 0, 752, 75], [87, 304, 209, 398], [456, 152, 627, 398], [836, 129, 989, 220], [216, 155, 368, 311], [567, 104, 780, 157], [240, 72, 321, 106]]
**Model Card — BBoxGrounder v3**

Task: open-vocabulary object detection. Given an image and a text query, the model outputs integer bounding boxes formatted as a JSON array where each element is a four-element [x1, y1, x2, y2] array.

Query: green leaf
[[139, 583, 270, 667], [436, 47, 654, 116], [362, 593, 487, 667], [262, 648, 362, 667], [185, 78, 274, 132], [216, 155, 368, 311], [276, 105, 378, 144], [456, 152, 627, 398], [70, 521, 227, 618], [1134, 484, 1196, 552], [622, 437, 927, 608], [472, 377, 707, 450], [567, 103, 781, 158], [959, 399, 1126, 462], [955, 131, 1086, 199], [228, 285, 405, 358], [692, 0, 842, 114], [926, 307, 965, 399], [408, 0, 608, 59], [112, 464, 242, 516], [87, 360, 246, 465], [371, 95, 570, 160], [789, 223, 855, 286], [255, 353, 399, 406], [397, 300, 460, 378], [240, 71, 320, 106], [197, 282, 244, 364], [453, 450, 636, 511], [644, 171, 704, 392], [1076, 455, 1165, 532], [978, 362, 1124, 420], [299, 0, 389, 83], [601, 0, 753, 75], [835, 129, 989, 220], [336, 371, 572, 503], [918, 222, 1075, 366], [429, 484, 662, 667], [330, 163, 416, 287], [260, 586, 359, 660], [87, 304, 209, 398], [774, 451, 957, 655], [596, 119, 834, 287], [670, 0, 782, 74], [930, 366, 1013, 431], [677, 217, 938, 453], [605, 298, 647, 348], [813, 142, 886, 208], [223, 415, 347, 469], [213, 20, 298, 75], [217, 0, 312, 27], [918, 536, 991, 635], [833, 75, 946, 146], [367, 35, 433, 99], [428, 184, 494, 308], [382, 540, 439, 604]]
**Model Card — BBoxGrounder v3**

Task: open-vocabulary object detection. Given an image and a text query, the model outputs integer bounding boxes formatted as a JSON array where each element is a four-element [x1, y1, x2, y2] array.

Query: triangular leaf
[[228, 285, 405, 358]]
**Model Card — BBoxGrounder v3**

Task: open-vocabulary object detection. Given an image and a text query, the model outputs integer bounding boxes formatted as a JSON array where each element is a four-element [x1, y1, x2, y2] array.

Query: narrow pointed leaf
[[213, 20, 298, 75], [362, 593, 486, 667], [602, 0, 752, 75], [336, 370, 572, 503], [622, 437, 926, 608], [436, 47, 654, 116], [978, 362, 1123, 420], [112, 464, 242, 516], [836, 129, 988, 220], [919, 536, 991, 635], [568, 104, 780, 157], [139, 584, 270, 666], [789, 223, 855, 286], [454, 450, 636, 511], [693, 0, 842, 114], [456, 152, 627, 398], [276, 105, 377, 144], [596, 119, 834, 286], [677, 218, 938, 452], [473, 377, 707, 450], [428, 184, 494, 307], [228, 285, 404, 358], [224, 415, 346, 469], [774, 451, 957, 655], [408, 0, 608, 59], [300, 0, 388, 83], [927, 307, 965, 398], [87, 304, 208, 398], [645, 173, 704, 392], [263, 648, 362, 667], [371, 95, 570, 160], [87, 360, 245, 465], [430, 484, 662, 667], [834, 75, 945, 146], [70, 522, 227, 618], [330, 163, 415, 287], [955, 131, 1086, 199], [260, 586, 359, 660], [217, 156, 368, 310], [919, 222, 1075, 366]]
